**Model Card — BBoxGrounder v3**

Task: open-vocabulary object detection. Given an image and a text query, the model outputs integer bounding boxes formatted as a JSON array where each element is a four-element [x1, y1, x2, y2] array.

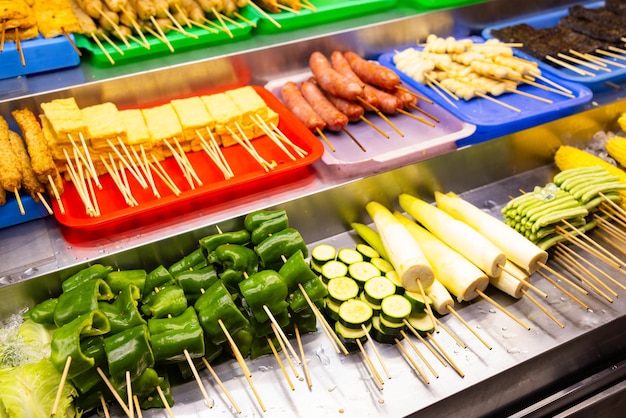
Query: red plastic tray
[[51, 86, 324, 231]]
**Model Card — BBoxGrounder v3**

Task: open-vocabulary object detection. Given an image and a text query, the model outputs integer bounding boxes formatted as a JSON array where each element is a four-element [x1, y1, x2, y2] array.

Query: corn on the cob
[[554, 145, 626, 209], [606, 136, 626, 168], [617, 113, 626, 132]]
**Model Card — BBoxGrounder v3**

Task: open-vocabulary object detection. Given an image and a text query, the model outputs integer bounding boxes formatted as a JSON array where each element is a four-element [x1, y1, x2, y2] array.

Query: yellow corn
[[554, 145, 626, 209], [617, 113, 626, 132], [606, 136, 626, 168]]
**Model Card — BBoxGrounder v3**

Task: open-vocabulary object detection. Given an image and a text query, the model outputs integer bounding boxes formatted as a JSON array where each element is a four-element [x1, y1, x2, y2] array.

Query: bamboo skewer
[[557, 241, 623, 291], [264, 305, 302, 364], [399, 330, 439, 378], [475, 91, 521, 112], [121, 5, 150, 49], [48, 174, 65, 214], [294, 324, 313, 389], [297, 283, 347, 355], [184, 349, 214, 408], [91, 34, 115, 64], [341, 126, 367, 152], [536, 269, 589, 310], [218, 12, 246, 29], [267, 336, 295, 391], [36, 192, 53, 215], [417, 279, 437, 333], [556, 224, 624, 270], [397, 108, 436, 127], [537, 260, 588, 295], [233, 12, 256, 27], [403, 320, 447, 367], [556, 53, 608, 72], [595, 219, 626, 247], [395, 338, 430, 384], [521, 289, 565, 328], [446, 305, 492, 350], [426, 79, 459, 108], [247, 1, 282, 28], [211, 8, 233, 38], [51, 356, 72, 417], [475, 289, 531, 330], [270, 321, 300, 379], [156, 385, 175, 418], [13, 188, 24, 215], [315, 127, 335, 152], [359, 115, 390, 138], [355, 338, 384, 390], [546, 55, 595, 76], [217, 319, 251, 378], [15, 29, 25, 67], [434, 317, 466, 349], [148, 17, 174, 52], [362, 324, 391, 379], [426, 333, 465, 378], [97, 367, 133, 417], [126, 371, 133, 418], [269, 121, 308, 157], [356, 97, 405, 137], [498, 263, 548, 298], [149, 156, 181, 196], [516, 75, 575, 98], [200, 357, 241, 414], [553, 252, 615, 302], [133, 395, 142, 418], [505, 87, 553, 103]]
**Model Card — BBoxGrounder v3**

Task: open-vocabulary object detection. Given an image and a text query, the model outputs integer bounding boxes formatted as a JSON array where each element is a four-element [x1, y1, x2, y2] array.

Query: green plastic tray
[[249, 0, 397, 34], [74, 15, 256, 66], [397, 0, 485, 10]]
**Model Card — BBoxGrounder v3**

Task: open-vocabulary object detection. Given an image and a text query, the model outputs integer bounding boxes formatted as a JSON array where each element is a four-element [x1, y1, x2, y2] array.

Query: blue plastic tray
[[0, 193, 50, 230], [482, 1, 626, 91], [378, 41, 593, 146], [1, 34, 81, 80]]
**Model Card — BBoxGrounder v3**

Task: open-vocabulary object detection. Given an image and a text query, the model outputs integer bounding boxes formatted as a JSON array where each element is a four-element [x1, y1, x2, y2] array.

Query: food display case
[[2, 1, 626, 417]]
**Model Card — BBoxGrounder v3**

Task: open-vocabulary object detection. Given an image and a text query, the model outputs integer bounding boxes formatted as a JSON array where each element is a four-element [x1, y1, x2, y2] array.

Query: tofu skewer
[[0, 116, 24, 214]]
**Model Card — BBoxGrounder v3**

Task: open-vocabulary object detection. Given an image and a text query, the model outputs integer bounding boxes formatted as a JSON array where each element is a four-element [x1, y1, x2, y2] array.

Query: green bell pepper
[[168, 248, 206, 277], [175, 265, 219, 295], [70, 336, 108, 395], [250, 336, 280, 359], [143, 265, 176, 301], [50, 310, 111, 379], [105, 269, 146, 295], [249, 308, 290, 338], [291, 306, 318, 334], [28, 298, 58, 325], [54, 279, 114, 327], [103, 324, 155, 381], [254, 228, 308, 269], [195, 281, 249, 345], [288, 276, 328, 313], [278, 249, 318, 293], [249, 210, 289, 245], [220, 268, 245, 294], [141, 285, 188, 319], [62, 264, 113, 293], [199, 229, 250, 253], [148, 307, 205, 363], [244, 209, 286, 232], [140, 370, 173, 409], [98, 284, 146, 334], [239, 270, 288, 312], [208, 244, 258, 274], [231, 324, 254, 359]]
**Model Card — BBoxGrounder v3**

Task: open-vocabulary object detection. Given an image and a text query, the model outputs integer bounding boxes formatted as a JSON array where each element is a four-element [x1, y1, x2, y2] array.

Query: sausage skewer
[[301, 80, 366, 152], [280, 81, 335, 151]]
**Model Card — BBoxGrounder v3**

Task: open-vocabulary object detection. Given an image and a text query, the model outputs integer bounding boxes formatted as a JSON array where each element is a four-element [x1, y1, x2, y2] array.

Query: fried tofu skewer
[[0, 116, 24, 214]]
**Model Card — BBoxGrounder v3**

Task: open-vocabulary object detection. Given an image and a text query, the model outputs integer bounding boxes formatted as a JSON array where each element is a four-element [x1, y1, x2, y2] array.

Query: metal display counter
[[1, 1, 626, 417]]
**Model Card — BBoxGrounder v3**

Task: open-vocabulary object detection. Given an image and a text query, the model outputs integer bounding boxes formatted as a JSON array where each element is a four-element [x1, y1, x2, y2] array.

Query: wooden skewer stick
[[417, 279, 437, 333], [475, 91, 521, 112], [267, 335, 296, 391], [253, 116, 296, 160], [90, 34, 115, 65], [165, 8, 199, 39], [403, 320, 447, 367], [557, 53, 608, 72], [133, 146, 159, 197], [211, 8, 233, 38], [133, 395, 142, 418], [355, 338, 384, 390], [106, 139, 146, 188], [121, 5, 150, 49], [100, 31, 125, 55], [37, 192, 53, 215], [302, 0, 318, 11], [1, 20, 6, 52], [426, 333, 465, 378], [126, 371, 133, 418], [217, 319, 252, 378], [269, 121, 308, 157], [561, 219, 625, 267], [395, 338, 429, 384], [553, 251, 615, 302], [537, 260, 589, 295], [200, 357, 242, 414], [278, 4, 299, 14], [357, 97, 405, 137], [595, 217, 626, 246], [117, 137, 149, 189], [51, 356, 72, 417], [600, 192, 626, 220], [498, 263, 548, 298], [218, 12, 246, 29], [426, 79, 459, 108], [434, 317, 466, 349], [233, 12, 256, 27], [545, 55, 595, 76], [505, 87, 553, 104], [62, 28, 81, 56], [315, 127, 335, 152], [598, 206, 626, 230], [197, 130, 233, 179], [558, 239, 624, 291], [174, 138, 203, 185], [397, 108, 436, 127], [156, 385, 175, 418], [359, 115, 390, 138], [13, 188, 25, 215], [446, 305, 492, 350], [556, 224, 624, 270], [101, 155, 136, 206], [198, 17, 225, 34], [72, 133, 101, 189], [536, 269, 589, 310], [270, 321, 300, 379], [362, 323, 391, 379], [97, 367, 133, 417], [475, 289, 530, 330], [294, 324, 313, 389], [100, 394, 111, 418], [148, 16, 174, 52], [148, 156, 181, 196], [399, 329, 439, 378], [408, 103, 439, 122], [424, 73, 460, 100], [297, 283, 347, 355], [521, 288, 565, 328], [342, 126, 367, 152], [570, 50, 608, 67], [516, 75, 575, 98], [47, 174, 65, 214], [396, 85, 433, 104], [184, 349, 214, 408], [96, 6, 130, 47], [596, 48, 626, 62], [264, 305, 301, 364], [15, 29, 25, 67], [163, 139, 196, 188], [247, 1, 282, 28]]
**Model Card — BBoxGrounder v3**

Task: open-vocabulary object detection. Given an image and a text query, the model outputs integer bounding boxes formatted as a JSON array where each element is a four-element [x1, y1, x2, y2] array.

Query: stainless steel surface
[[1, 1, 626, 416]]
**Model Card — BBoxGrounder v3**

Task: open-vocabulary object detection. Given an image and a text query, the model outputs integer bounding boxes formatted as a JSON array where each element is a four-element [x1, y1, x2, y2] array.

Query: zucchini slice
[[379, 315, 405, 336], [356, 243, 379, 261], [371, 316, 402, 345], [325, 297, 342, 322], [359, 292, 381, 314], [406, 312, 435, 336], [348, 261, 381, 286], [327, 276, 360, 304], [338, 299, 373, 330], [380, 294, 412, 324], [335, 321, 371, 353], [311, 244, 337, 264], [337, 248, 364, 265], [363, 276, 396, 305], [385, 270, 405, 295], [321, 260, 349, 283], [403, 290, 432, 313], [370, 257, 394, 274]]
